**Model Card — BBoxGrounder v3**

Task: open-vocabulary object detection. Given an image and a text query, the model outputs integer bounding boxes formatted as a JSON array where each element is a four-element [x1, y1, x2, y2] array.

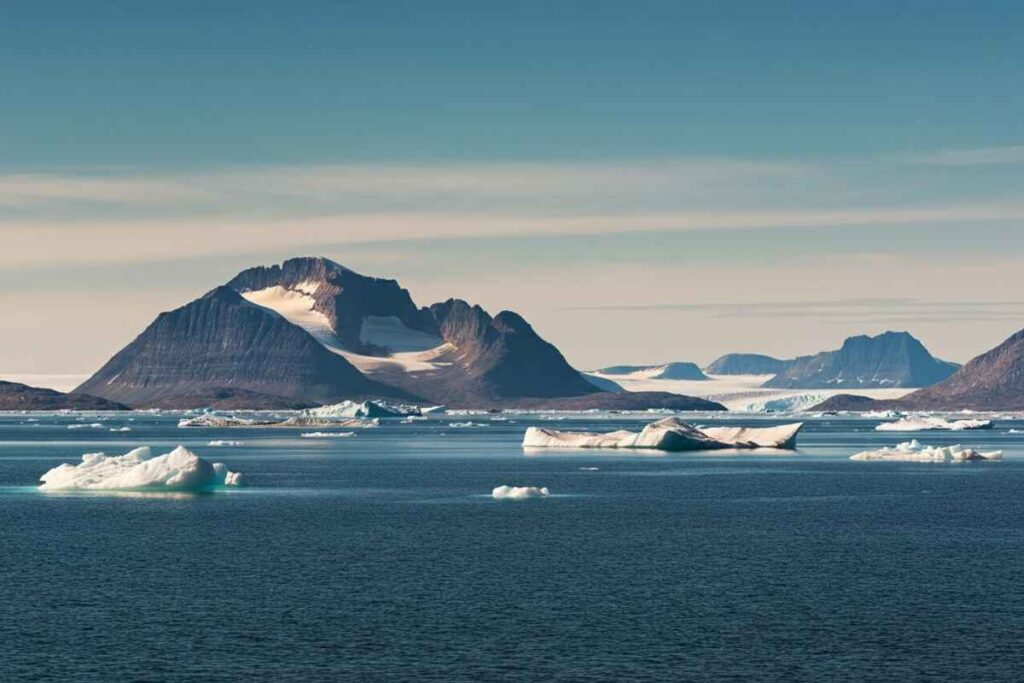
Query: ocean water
[[2, 412, 1024, 681]]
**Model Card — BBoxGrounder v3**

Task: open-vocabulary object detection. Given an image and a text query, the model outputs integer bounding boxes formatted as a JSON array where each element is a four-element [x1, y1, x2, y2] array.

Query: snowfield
[[240, 286, 451, 374]]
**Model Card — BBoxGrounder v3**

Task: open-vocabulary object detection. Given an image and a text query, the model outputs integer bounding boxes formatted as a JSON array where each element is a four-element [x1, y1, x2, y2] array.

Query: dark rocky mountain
[[818, 328, 1024, 412], [596, 362, 708, 380], [75, 286, 410, 408], [79, 257, 714, 409], [704, 353, 791, 376], [0, 380, 127, 411], [763, 332, 958, 389]]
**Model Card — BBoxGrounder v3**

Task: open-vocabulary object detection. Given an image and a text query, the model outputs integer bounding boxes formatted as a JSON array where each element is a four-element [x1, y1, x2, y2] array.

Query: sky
[[3, 0, 1024, 380]]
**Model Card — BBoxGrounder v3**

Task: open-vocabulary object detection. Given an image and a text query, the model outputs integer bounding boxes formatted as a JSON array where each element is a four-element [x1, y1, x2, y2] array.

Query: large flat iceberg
[[875, 416, 993, 432], [39, 446, 245, 491], [522, 417, 802, 452], [850, 440, 1002, 463]]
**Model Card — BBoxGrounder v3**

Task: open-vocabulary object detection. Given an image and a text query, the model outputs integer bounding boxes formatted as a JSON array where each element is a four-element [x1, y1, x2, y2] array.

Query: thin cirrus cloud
[[0, 159, 819, 208], [899, 144, 1024, 166], [5, 203, 1024, 269], [1, 149, 1022, 271]]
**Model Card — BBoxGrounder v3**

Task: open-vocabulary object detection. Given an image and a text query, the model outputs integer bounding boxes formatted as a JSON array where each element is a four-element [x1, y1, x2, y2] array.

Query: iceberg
[[875, 416, 993, 432], [492, 485, 550, 500], [522, 417, 802, 452], [39, 446, 245, 491], [304, 400, 421, 419], [300, 431, 356, 438], [850, 440, 1002, 463], [179, 413, 378, 429], [178, 414, 260, 428]]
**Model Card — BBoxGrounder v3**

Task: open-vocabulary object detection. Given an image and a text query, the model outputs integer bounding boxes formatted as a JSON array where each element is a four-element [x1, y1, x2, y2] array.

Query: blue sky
[[3, 1, 1024, 375]]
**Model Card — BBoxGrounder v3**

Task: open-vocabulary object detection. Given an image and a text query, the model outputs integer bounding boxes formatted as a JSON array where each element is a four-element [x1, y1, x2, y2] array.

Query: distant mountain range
[[704, 353, 790, 376], [0, 381, 126, 411], [817, 328, 1024, 411], [72, 257, 723, 411], [762, 331, 959, 389], [705, 333, 958, 390], [595, 362, 708, 381]]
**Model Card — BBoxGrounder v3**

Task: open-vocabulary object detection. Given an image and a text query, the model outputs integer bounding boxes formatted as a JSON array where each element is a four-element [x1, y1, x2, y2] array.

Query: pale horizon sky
[[3, 1, 1024, 380]]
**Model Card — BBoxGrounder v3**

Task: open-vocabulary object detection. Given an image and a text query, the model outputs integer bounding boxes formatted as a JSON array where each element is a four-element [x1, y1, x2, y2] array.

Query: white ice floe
[[304, 400, 421, 419], [492, 485, 550, 500], [67, 423, 104, 430], [300, 431, 356, 438], [207, 440, 245, 447], [449, 421, 489, 428], [578, 467, 600, 471], [178, 414, 258, 428], [109, 427, 132, 432], [875, 416, 993, 432], [850, 440, 1002, 463], [522, 417, 802, 452], [863, 410, 905, 419], [39, 446, 245, 491]]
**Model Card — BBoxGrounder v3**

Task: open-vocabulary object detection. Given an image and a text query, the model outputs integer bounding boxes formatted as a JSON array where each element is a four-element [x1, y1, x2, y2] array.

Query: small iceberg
[[850, 440, 1002, 463], [207, 440, 245, 447], [39, 446, 245, 491], [300, 431, 356, 438], [492, 485, 550, 500], [875, 416, 993, 432], [522, 417, 802, 452], [304, 400, 421, 419], [178, 413, 258, 428]]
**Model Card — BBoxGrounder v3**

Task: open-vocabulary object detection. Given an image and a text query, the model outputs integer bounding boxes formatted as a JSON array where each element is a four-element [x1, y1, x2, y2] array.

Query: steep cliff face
[[763, 332, 958, 389], [75, 286, 408, 408]]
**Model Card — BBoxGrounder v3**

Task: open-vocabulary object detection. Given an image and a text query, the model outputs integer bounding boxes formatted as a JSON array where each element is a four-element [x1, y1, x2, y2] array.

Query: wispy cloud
[[901, 144, 1024, 166], [4, 202, 1024, 268]]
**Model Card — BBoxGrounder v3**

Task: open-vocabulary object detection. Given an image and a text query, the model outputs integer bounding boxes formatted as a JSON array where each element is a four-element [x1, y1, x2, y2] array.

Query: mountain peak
[[764, 331, 958, 389]]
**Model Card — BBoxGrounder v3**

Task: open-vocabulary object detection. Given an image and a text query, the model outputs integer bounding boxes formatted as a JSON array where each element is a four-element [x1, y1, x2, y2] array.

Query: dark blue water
[[2, 413, 1023, 681]]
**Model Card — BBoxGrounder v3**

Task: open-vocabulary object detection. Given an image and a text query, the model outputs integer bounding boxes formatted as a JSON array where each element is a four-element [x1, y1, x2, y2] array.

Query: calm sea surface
[[1, 412, 1023, 681]]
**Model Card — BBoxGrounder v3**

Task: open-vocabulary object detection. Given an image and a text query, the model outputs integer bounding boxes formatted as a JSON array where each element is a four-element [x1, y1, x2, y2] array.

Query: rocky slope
[[818, 328, 1024, 411], [704, 353, 791, 376], [0, 381, 127, 411], [75, 286, 409, 408], [763, 332, 958, 389]]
